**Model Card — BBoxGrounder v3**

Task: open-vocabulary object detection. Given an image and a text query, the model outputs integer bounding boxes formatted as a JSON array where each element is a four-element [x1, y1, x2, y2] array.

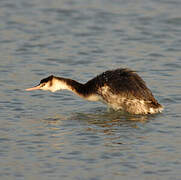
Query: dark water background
[[0, 0, 181, 179]]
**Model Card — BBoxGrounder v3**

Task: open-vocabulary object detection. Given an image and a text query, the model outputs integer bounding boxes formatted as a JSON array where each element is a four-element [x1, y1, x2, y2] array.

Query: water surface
[[0, 0, 181, 179]]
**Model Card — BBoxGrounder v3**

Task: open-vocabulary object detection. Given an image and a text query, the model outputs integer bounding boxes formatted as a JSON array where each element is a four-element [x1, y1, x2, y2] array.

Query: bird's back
[[85, 68, 163, 114]]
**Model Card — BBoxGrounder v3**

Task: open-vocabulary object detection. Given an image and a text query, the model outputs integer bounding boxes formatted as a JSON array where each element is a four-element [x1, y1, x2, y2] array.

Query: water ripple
[[0, 0, 181, 179]]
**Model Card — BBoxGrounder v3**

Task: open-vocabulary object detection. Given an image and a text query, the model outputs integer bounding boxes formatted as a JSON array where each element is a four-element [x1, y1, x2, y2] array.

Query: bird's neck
[[54, 77, 99, 101], [56, 77, 84, 93]]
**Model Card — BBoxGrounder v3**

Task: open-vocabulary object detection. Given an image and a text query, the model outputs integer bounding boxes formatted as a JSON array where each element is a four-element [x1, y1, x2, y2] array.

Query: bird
[[26, 68, 163, 115]]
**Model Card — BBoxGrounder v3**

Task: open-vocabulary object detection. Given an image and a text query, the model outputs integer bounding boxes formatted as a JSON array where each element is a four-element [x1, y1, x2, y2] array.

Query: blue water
[[0, 0, 181, 179]]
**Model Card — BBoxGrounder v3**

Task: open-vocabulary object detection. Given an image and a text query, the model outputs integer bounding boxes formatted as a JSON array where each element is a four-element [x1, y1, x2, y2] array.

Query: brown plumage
[[26, 68, 163, 114]]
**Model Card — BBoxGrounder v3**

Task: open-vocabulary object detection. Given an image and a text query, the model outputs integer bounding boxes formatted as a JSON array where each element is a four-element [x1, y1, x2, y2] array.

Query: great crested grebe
[[26, 68, 163, 115]]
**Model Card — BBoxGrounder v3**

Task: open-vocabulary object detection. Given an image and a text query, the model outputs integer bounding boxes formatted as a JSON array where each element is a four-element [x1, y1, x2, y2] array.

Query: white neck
[[50, 78, 71, 92], [48, 77, 100, 101]]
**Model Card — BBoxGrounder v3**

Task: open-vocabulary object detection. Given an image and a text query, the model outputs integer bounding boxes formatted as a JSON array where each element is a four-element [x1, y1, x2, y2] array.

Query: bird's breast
[[84, 94, 102, 101]]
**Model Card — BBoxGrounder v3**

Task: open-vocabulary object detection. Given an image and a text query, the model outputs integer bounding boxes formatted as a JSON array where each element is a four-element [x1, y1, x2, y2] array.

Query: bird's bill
[[25, 84, 41, 91]]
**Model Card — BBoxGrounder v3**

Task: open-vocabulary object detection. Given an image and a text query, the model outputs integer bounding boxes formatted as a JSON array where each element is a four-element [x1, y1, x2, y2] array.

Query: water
[[0, 0, 181, 179]]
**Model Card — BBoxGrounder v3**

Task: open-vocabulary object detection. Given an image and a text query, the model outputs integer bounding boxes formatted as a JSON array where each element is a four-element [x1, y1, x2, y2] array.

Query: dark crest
[[40, 75, 54, 84]]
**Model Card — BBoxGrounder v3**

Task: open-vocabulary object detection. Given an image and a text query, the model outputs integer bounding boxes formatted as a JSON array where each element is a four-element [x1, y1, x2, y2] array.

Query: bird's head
[[26, 75, 63, 92]]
